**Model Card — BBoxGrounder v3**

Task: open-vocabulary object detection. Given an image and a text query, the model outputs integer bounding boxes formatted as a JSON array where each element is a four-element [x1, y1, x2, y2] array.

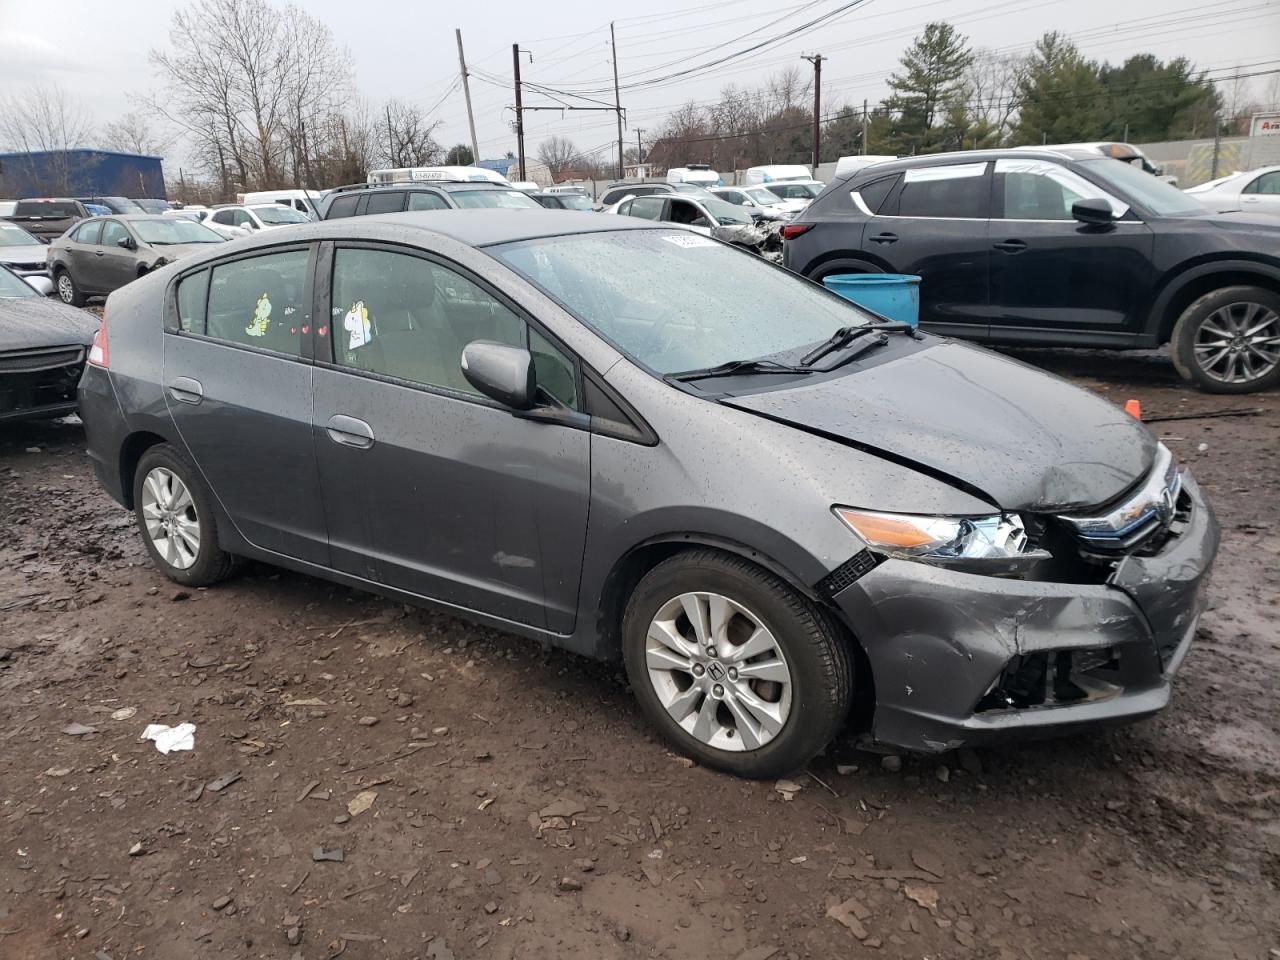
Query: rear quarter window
[[365, 191, 406, 215], [854, 175, 900, 214], [176, 270, 209, 333]]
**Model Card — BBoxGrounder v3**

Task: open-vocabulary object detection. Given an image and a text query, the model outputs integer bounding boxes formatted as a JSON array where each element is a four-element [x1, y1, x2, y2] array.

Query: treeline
[[645, 22, 1253, 170]]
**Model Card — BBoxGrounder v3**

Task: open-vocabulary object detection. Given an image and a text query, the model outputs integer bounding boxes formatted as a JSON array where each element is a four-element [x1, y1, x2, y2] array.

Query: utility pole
[[636, 128, 644, 174], [861, 99, 868, 155], [802, 54, 824, 173], [456, 30, 480, 166], [513, 44, 526, 181], [610, 22, 624, 180], [386, 103, 396, 167], [1210, 109, 1222, 179]]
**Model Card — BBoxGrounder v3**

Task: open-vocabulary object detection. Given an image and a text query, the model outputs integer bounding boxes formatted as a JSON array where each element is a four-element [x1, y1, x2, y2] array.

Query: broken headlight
[[833, 508, 1048, 573]]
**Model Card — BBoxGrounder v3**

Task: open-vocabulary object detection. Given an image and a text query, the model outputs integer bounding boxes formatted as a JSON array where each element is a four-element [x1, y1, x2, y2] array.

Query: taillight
[[87, 314, 109, 368], [781, 223, 813, 240]]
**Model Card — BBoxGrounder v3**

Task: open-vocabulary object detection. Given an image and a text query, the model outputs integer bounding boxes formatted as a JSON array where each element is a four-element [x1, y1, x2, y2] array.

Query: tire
[[132, 443, 238, 587], [55, 268, 86, 307], [1169, 285, 1280, 394], [621, 549, 853, 779], [809, 260, 881, 284]]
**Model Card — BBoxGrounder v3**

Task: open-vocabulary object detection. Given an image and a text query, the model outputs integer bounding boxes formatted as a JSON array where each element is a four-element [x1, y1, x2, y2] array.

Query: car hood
[[0, 295, 100, 352], [1176, 210, 1280, 231], [0, 244, 49, 265], [722, 341, 1156, 513]]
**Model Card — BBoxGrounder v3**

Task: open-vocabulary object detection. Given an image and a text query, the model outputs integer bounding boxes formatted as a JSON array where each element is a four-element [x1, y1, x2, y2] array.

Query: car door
[[310, 242, 590, 632], [162, 245, 330, 565], [986, 158, 1154, 343], [619, 195, 665, 222], [665, 198, 713, 235], [96, 220, 140, 291], [1239, 170, 1280, 215], [872, 161, 991, 338], [64, 220, 102, 289]]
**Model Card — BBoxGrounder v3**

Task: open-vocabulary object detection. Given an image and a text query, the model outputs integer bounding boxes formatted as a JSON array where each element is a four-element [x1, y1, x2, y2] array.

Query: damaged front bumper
[[831, 473, 1219, 753]]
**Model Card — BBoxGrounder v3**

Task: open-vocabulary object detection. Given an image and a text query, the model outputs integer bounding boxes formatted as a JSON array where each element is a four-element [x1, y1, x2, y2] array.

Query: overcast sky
[[1, 0, 1277, 177]]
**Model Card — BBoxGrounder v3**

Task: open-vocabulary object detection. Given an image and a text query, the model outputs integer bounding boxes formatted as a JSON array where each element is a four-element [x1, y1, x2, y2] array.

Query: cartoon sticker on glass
[[345, 300, 372, 350], [245, 292, 272, 337]]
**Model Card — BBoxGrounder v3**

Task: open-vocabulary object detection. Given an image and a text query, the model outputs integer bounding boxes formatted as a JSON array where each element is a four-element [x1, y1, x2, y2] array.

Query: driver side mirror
[[1072, 198, 1115, 226], [117, 235, 137, 250], [461, 341, 536, 410]]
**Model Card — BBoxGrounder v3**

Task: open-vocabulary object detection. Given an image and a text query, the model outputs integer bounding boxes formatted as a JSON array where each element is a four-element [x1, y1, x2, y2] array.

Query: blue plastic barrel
[[822, 273, 921, 326]]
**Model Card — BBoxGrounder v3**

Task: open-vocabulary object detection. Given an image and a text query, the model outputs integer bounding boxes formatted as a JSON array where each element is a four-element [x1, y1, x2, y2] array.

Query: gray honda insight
[[77, 210, 1218, 777]]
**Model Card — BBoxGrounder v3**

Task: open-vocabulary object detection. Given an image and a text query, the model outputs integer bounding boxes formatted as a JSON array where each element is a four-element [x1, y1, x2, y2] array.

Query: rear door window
[[889, 162, 988, 219], [626, 196, 665, 221], [206, 249, 310, 355], [365, 191, 406, 215], [1244, 171, 1280, 195], [75, 220, 103, 244], [326, 195, 360, 219]]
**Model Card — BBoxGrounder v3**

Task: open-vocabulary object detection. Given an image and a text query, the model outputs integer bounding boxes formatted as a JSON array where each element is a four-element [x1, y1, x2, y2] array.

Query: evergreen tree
[[445, 144, 474, 165], [1099, 55, 1220, 142], [1010, 33, 1105, 145], [881, 22, 974, 154]]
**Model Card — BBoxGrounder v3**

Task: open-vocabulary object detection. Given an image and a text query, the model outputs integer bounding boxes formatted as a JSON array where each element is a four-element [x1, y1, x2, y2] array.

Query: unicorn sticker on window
[[344, 300, 372, 350]]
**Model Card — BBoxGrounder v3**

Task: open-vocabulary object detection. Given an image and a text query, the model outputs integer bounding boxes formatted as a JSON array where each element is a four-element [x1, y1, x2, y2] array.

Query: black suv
[[783, 148, 1280, 393], [319, 180, 539, 219]]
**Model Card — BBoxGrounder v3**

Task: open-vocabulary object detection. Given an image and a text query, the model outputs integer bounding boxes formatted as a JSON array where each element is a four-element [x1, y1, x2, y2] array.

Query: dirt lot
[[1, 348, 1277, 960]]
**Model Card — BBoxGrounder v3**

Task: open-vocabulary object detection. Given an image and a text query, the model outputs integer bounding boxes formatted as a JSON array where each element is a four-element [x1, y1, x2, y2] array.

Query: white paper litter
[[141, 722, 196, 754]]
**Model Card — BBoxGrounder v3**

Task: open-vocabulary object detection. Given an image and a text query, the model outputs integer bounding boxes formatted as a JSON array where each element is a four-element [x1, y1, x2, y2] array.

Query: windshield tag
[[661, 234, 718, 248]]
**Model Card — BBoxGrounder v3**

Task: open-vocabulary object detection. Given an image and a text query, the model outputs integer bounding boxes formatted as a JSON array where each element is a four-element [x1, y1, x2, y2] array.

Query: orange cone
[[1124, 399, 1142, 419]]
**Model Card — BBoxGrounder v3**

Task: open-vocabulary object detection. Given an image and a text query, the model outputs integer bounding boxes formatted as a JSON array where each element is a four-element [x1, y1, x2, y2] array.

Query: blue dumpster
[[822, 274, 921, 327]]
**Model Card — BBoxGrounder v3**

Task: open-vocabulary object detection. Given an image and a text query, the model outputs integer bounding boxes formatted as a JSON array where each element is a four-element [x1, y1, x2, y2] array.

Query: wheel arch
[[117, 430, 170, 510], [1149, 258, 1280, 343], [801, 251, 891, 281]]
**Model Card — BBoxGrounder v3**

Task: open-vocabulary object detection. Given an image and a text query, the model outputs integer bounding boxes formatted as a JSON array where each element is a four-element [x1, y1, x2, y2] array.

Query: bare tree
[[966, 49, 1027, 146], [379, 98, 444, 168], [147, 0, 351, 191], [102, 111, 175, 156], [537, 135, 579, 180], [0, 82, 94, 153]]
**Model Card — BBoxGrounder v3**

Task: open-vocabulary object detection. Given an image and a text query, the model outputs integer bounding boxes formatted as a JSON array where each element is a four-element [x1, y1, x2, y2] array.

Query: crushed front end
[[828, 451, 1219, 753], [0, 344, 88, 422]]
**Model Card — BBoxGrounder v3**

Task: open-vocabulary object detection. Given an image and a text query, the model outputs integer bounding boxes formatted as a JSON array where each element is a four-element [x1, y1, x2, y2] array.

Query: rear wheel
[[132, 444, 237, 587], [622, 550, 853, 778], [55, 269, 85, 307], [1170, 285, 1280, 393]]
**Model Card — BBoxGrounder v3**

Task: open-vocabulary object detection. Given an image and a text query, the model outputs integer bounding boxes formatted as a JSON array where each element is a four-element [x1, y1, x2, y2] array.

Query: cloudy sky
[[1, 0, 1277, 175]]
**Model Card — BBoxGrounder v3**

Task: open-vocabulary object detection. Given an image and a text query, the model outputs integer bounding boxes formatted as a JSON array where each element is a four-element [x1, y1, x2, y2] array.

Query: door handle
[[168, 376, 203, 405], [868, 232, 898, 244], [325, 414, 375, 449], [94, 250, 105, 257], [993, 239, 1028, 253], [1241, 196, 1259, 203]]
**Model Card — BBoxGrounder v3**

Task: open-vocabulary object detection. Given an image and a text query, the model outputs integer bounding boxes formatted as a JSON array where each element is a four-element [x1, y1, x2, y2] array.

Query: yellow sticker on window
[[245, 293, 272, 337]]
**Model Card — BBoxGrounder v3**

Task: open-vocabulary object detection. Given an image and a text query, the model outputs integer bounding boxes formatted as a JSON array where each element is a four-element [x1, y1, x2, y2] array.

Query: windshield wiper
[[667, 358, 812, 382], [799, 322, 917, 367]]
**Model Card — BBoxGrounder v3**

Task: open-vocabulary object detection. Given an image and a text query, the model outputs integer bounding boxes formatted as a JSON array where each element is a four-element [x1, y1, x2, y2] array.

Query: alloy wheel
[[645, 591, 793, 752], [57, 274, 75, 304], [1193, 301, 1280, 385], [140, 467, 201, 570]]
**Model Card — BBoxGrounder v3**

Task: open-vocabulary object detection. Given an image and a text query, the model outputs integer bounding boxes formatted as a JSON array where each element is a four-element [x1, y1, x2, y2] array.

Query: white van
[[241, 189, 325, 218], [366, 166, 510, 185], [833, 155, 897, 180], [667, 164, 722, 187], [743, 164, 813, 185]]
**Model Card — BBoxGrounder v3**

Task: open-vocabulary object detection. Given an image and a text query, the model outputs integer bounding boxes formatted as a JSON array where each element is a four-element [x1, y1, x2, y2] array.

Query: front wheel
[[1170, 286, 1280, 394], [622, 550, 853, 778]]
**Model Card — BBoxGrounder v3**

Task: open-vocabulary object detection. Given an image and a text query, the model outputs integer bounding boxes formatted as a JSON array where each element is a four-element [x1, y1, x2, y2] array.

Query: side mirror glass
[[1072, 198, 1115, 225], [24, 275, 54, 296], [461, 340, 536, 410], [117, 235, 136, 250]]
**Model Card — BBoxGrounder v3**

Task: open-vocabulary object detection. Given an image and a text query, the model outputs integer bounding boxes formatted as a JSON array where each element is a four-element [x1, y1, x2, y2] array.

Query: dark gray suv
[[77, 210, 1218, 777]]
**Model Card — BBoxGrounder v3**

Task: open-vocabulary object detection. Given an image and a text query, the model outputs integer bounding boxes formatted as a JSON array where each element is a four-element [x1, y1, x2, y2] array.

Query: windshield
[[492, 230, 873, 375], [451, 189, 541, 209], [131, 218, 224, 245], [744, 187, 784, 205], [0, 266, 35, 298], [1079, 158, 1204, 217], [700, 196, 753, 225], [766, 182, 822, 200], [0, 222, 39, 246], [252, 205, 310, 224]]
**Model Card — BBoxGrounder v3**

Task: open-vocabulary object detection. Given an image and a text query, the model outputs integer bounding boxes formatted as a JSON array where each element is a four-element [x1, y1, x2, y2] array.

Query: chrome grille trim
[[1057, 444, 1182, 553]]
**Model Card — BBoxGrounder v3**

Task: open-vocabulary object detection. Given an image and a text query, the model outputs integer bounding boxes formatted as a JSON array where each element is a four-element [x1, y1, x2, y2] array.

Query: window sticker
[[661, 233, 718, 248], [245, 293, 272, 337], [344, 300, 372, 350]]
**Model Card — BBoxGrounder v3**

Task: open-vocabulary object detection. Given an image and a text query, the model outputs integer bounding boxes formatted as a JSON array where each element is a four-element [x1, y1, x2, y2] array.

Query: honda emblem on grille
[[1158, 485, 1175, 521]]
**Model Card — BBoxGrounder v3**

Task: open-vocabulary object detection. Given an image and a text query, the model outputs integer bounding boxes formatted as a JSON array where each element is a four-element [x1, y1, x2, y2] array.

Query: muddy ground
[[1, 347, 1277, 960]]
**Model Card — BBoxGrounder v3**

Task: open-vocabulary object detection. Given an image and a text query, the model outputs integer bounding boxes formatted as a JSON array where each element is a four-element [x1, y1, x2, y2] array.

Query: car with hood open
[[48, 214, 226, 306], [77, 209, 1218, 778], [0, 263, 99, 421]]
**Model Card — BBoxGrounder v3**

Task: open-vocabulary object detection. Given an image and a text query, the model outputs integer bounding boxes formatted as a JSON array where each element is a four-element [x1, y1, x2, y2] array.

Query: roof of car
[[838, 147, 1102, 180]]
